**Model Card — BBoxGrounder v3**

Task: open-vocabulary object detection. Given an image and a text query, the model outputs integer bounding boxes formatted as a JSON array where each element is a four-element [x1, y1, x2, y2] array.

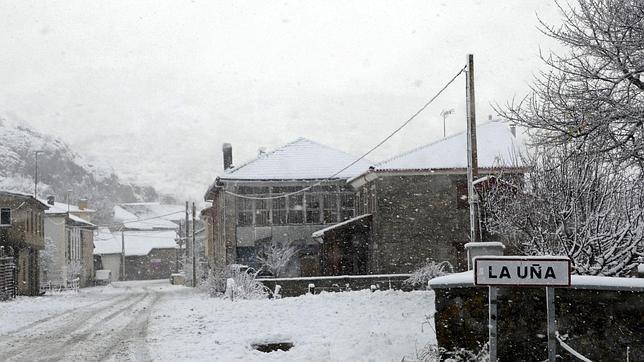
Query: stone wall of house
[[124, 248, 176, 280], [432, 284, 643, 361], [80, 229, 94, 287], [359, 173, 471, 274]]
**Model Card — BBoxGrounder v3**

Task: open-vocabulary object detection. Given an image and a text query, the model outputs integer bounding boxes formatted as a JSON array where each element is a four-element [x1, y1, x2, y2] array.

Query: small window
[[273, 197, 287, 225], [340, 194, 355, 221], [255, 199, 270, 226], [323, 194, 338, 223], [237, 198, 254, 226], [0, 208, 10, 225], [288, 195, 304, 224], [305, 194, 321, 223]]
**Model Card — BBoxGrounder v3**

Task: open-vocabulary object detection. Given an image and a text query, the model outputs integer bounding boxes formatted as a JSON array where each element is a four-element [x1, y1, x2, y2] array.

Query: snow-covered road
[[0, 280, 435, 361], [0, 280, 178, 361]]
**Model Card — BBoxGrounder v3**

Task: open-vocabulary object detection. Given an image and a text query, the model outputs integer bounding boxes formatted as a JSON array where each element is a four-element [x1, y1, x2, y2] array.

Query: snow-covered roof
[[0, 190, 50, 209], [42, 200, 96, 214], [119, 202, 185, 223], [93, 227, 178, 256], [113, 205, 178, 230], [94, 227, 120, 254], [67, 214, 96, 227], [220, 138, 373, 181], [375, 121, 524, 171], [312, 214, 372, 239]]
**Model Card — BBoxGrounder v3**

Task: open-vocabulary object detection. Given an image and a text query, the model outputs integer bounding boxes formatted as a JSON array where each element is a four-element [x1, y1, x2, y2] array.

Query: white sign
[[474, 256, 571, 287]]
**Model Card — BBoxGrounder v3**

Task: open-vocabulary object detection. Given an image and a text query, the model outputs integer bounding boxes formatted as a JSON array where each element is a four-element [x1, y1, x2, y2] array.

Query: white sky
[[0, 0, 563, 201]]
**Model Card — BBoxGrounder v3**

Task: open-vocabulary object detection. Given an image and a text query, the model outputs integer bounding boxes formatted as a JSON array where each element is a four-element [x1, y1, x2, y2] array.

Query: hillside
[[0, 119, 161, 222]]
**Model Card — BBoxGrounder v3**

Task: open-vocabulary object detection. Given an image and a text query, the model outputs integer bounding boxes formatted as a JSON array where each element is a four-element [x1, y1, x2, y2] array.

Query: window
[[288, 194, 304, 224], [255, 198, 270, 226], [237, 198, 253, 226], [305, 194, 321, 223], [1, 208, 10, 226], [340, 194, 355, 220], [323, 194, 338, 223], [273, 197, 287, 225]]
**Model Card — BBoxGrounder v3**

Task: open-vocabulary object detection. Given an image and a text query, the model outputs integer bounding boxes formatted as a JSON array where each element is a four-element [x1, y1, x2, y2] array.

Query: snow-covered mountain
[[0, 118, 161, 222]]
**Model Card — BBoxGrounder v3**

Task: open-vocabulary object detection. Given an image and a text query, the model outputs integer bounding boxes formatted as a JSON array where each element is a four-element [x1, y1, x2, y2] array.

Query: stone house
[[0, 191, 49, 296], [41, 197, 97, 288], [313, 121, 526, 274], [202, 138, 372, 277]]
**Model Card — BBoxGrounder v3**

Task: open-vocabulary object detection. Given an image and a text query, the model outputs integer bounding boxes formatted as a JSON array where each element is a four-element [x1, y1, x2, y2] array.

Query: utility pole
[[121, 229, 125, 280], [185, 201, 189, 258], [34, 150, 43, 197], [466, 54, 481, 243], [192, 202, 196, 287]]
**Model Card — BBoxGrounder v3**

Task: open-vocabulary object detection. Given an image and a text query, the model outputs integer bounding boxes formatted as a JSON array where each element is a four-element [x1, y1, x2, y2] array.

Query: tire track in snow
[[0, 287, 150, 361], [1, 292, 132, 336]]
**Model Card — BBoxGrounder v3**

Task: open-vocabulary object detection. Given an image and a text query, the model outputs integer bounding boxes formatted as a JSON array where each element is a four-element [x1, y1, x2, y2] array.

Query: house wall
[[80, 229, 94, 286], [0, 195, 46, 250], [356, 173, 472, 274], [209, 181, 355, 277], [42, 215, 67, 285], [0, 195, 46, 296], [124, 248, 176, 280], [99, 254, 121, 282]]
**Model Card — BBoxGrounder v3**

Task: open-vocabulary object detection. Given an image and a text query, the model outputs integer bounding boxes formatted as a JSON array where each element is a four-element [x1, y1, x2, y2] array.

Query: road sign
[[474, 256, 571, 287]]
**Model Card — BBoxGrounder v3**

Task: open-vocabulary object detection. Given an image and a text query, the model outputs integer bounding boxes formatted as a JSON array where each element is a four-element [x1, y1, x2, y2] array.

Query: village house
[[313, 120, 526, 274], [93, 203, 181, 281], [40, 196, 97, 288], [0, 191, 49, 297], [202, 138, 372, 277]]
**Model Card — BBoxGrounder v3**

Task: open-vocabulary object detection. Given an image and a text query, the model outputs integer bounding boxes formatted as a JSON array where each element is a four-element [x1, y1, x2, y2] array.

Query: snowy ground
[[0, 280, 435, 361]]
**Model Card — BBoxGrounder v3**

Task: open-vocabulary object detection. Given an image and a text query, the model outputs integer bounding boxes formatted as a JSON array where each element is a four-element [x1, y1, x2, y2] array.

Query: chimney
[[47, 195, 55, 205], [222, 143, 233, 170], [78, 198, 88, 210], [510, 123, 516, 137]]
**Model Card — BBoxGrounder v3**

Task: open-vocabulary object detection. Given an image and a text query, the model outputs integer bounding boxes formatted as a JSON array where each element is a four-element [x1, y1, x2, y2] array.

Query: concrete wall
[[431, 277, 644, 361], [99, 254, 121, 282], [42, 215, 67, 284]]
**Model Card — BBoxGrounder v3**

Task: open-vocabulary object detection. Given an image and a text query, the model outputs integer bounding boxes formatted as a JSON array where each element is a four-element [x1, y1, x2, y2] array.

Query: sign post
[[474, 256, 571, 362]]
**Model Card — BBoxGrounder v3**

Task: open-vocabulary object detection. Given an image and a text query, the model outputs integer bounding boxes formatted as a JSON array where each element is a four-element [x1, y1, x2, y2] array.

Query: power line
[[224, 64, 468, 201]]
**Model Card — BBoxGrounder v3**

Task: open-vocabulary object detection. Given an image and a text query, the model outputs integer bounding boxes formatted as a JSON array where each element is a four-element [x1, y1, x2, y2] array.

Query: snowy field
[[0, 280, 435, 361]]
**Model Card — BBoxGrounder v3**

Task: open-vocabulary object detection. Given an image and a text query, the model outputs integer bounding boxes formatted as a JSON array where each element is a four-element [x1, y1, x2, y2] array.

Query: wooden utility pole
[[121, 229, 125, 280], [192, 202, 196, 287], [185, 201, 189, 257], [466, 54, 480, 243]]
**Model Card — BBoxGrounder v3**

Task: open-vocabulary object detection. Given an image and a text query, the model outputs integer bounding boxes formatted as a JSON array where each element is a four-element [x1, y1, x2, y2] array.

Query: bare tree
[[483, 145, 643, 276], [256, 241, 298, 277], [498, 0, 644, 171]]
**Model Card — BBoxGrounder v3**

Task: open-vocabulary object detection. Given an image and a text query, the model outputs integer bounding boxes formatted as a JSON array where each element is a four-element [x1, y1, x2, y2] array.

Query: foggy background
[[0, 0, 562, 201]]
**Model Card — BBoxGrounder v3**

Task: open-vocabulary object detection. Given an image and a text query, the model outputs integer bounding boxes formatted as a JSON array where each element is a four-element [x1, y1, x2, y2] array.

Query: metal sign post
[[546, 287, 557, 361], [474, 256, 571, 362], [489, 286, 498, 362]]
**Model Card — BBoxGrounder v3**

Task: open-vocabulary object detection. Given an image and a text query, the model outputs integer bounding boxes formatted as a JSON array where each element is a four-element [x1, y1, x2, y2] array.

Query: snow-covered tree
[[483, 145, 643, 276], [256, 241, 298, 277], [498, 0, 644, 172]]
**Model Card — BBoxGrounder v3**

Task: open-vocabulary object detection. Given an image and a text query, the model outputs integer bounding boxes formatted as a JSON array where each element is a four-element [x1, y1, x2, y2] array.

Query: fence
[[0, 256, 16, 300]]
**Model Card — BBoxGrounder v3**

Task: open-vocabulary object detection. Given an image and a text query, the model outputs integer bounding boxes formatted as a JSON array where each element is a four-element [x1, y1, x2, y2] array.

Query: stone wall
[[357, 173, 472, 274], [257, 274, 411, 297], [430, 273, 644, 361]]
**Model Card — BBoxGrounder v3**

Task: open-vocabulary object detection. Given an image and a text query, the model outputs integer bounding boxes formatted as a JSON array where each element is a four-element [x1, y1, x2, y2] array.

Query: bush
[[404, 260, 453, 289], [199, 264, 269, 300]]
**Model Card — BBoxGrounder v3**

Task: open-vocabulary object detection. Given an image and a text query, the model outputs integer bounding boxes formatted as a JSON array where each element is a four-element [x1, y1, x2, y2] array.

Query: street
[[0, 281, 175, 362]]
